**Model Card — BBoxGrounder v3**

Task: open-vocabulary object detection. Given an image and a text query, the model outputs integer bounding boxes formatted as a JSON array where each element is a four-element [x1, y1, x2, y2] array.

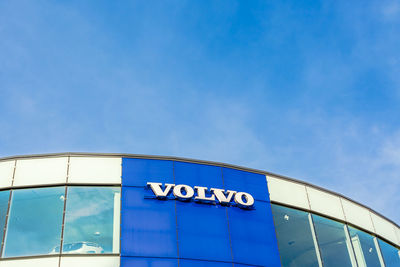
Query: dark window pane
[[3, 187, 65, 257], [378, 239, 400, 267], [0, 190, 10, 248], [62, 187, 120, 254], [312, 214, 356, 267], [347, 226, 382, 267], [271, 204, 320, 267]]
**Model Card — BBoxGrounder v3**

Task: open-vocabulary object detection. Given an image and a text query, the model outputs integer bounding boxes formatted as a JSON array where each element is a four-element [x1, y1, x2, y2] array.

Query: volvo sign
[[147, 182, 255, 209]]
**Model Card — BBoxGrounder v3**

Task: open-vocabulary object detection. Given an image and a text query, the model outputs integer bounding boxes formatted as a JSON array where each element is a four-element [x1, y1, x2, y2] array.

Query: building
[[0, 153, 398, 267]]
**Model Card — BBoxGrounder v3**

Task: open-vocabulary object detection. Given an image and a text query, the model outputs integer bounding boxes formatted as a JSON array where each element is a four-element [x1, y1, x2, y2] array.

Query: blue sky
[[0, 1, 399, 224]]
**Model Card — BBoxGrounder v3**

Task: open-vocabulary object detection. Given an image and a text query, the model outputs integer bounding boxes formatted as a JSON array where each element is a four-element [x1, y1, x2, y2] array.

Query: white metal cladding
[[266, 176, 310, 210], [0, 160, 14, 188], [306, 186, 346, 221], [267, 175, 400, 247], [341, 198, 375, 233], [370, 212, 399, 245], [13, 157, 68, 186], [68, 157, 122, 184], [0, 257, 60, 267], [396, 226, 400, 245], [0, 156, 122, 186], [59, 256, 120, 267]]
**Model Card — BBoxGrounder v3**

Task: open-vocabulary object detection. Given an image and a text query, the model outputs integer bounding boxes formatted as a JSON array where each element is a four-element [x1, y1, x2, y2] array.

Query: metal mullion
[[0, 160, 17, 258], [0, 190, 13, 258], [305, 185, 324, 267], [373, 237, 386, 267], [344, 224, 360, 267], [308, 213, 324, 267], [58, 187, 68, 252], [58, 156, 70, 267]]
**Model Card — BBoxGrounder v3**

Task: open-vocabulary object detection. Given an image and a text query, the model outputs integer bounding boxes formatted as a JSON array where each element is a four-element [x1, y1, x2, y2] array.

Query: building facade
[[0, 153, 398, 267]]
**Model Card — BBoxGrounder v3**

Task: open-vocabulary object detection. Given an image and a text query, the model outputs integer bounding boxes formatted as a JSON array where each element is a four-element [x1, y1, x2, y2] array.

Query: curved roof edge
[[0, 152, 399, 229]]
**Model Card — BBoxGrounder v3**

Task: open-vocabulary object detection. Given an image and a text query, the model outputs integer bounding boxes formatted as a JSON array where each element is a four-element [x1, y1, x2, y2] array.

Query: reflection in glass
[[347, 226, 382, 267], [378, 239, 400, 267], [62, 187, 120, 254], [312, 214, 357, 267], [0, 190, 10, 246], [271, 204, 320, 267], [3, 187, 65, 257]]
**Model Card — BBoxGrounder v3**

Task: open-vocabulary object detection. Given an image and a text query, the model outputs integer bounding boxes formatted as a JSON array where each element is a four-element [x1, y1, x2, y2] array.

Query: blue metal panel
[[121, 158, 281, 267], [176, 200, 232, 262], [174, 161, 223, 189], [121, 257, 179, 267], [222, 167, 269, 202], [120, 187, 178, 258], [173, 161, 232, 261], [122, 158, 174, 187], [228, 200, 281, 267], [179, 259, 232, 266]]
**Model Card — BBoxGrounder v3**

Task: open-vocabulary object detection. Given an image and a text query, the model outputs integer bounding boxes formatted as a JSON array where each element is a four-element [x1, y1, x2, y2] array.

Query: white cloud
[[295, 119, 400, 224], [381, 1, 400, 20], [380, 131, 400, 166]]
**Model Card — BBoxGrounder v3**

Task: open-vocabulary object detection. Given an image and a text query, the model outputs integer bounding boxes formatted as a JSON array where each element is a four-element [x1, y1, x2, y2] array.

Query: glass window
[[378, 239, 400, 267], [312, 214, 357, 267], [62, 187, 121, 254], [0, 190, 10, 247], [3, 187, 65, 257], [347, 226, 382, 267], [271, 204, 320, 267]]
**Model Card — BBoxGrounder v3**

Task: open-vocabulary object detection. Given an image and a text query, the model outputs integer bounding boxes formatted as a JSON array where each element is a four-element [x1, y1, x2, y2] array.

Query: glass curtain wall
[[0, 186, 120, 258], [271, 204, 321, 267], [271, 203, 399, 267], [0, 187, 399, 265], [312, 214, 357, 267], [347, 226, 383, 267], [378, 238, 400, 267]]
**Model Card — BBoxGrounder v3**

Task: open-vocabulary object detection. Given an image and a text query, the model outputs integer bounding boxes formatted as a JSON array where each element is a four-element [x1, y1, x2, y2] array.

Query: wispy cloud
[[381, 0, 400, 21]]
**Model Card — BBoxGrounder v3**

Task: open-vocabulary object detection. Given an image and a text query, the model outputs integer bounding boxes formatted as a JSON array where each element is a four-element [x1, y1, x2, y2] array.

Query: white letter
[[173, 184, 194, 200], [194, 186, 215, 202], [147, 182, 175, 198], [210, 188, 236, 205], [234, 192, 254, 208]]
